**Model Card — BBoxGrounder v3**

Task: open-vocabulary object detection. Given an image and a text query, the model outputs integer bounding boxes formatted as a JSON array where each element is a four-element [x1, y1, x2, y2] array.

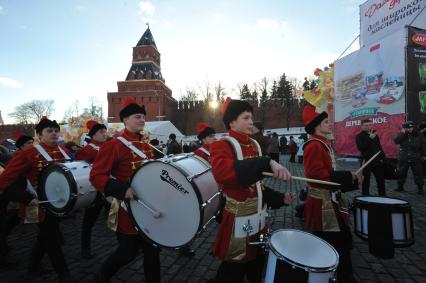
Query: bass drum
[[128, 153, 220, 249], [38, 161, 96, 217]]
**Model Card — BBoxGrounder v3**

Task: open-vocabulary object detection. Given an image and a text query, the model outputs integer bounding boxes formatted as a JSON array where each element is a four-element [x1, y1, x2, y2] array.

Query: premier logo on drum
[[160, 170, 189, 195]]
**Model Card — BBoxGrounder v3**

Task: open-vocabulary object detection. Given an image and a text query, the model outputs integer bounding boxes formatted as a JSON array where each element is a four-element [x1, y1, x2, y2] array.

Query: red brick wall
[[0, 124, 35, 142], [174, 100, 305, 135], [107, 80, 175, 122]]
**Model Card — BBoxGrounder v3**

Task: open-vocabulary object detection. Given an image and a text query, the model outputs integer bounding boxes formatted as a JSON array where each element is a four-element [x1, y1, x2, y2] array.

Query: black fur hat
[[35, 116, 60, 134], [222, 98, 253, 130]]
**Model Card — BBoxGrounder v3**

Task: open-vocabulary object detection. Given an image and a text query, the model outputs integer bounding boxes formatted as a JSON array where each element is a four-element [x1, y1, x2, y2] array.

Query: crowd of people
[[0, 96, 423, 283]]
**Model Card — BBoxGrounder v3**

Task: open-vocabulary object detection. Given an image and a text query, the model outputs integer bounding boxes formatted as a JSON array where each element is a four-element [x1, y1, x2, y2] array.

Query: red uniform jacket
[[193, 143, 210, 162], [75, 140, 103, 163], [0, 143, 68, 222], [89, 128, 154, 235], [303, 134, 354, 232], [210, 130, 269, 261]]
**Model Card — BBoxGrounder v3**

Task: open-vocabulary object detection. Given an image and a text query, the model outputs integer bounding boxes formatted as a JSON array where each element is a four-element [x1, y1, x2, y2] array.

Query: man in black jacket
[[166, 133, 182, 155], [356, 119, 386, 196], [394, 121, 426, 194]]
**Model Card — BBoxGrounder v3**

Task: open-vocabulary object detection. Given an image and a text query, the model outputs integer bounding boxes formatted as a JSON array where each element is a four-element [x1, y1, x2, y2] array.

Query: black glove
[[104, 178, 129, 201], [234, 157, 272, 187], [263, 186, 285, 209], [4, 184, 35, 204]]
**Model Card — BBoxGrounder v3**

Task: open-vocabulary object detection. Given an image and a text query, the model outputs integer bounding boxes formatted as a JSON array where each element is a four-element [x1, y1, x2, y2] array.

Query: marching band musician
[[194, 122, 216, 162], [0, 132, 34, 268], [0, 117, 71, 282], [208, 98, 295, 283], [90, 97, 161, 283], [302, 105, 361, 283], [75, 120, 108, 259]]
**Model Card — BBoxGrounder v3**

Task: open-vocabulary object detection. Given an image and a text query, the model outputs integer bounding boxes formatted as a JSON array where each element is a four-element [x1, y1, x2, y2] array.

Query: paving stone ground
[[1, 154, 425, 282]]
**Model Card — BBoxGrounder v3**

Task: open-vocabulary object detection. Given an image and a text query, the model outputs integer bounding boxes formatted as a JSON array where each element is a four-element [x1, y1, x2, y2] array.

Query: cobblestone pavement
[[1, 155, 425, 282]]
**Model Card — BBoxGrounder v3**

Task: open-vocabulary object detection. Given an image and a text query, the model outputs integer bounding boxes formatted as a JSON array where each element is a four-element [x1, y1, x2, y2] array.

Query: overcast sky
[[0, 0, 364, 124]]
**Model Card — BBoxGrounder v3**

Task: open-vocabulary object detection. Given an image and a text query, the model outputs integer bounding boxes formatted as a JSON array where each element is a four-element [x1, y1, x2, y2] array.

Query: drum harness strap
[[222, 136, 266, 239], [198, 147, 210, 156], [31, 145, 71, 195], [88, 143, 100, 151], [34, 144, 71, 162], [114, 136, 148, 211], [117, 137, 147, 159]]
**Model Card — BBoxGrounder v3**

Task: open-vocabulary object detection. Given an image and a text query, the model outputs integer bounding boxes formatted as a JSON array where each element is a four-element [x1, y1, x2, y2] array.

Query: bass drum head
[[269, 229, 339, 272], [38, 164, 75, 214], [129, 160, 201, 248]]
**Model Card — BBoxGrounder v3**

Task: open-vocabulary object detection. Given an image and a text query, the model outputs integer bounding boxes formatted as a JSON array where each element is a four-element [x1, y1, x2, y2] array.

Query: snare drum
[[128, 153, 220, 249], [265, 229, 338, 283], [38, 161, 96, 217], [353, 196, 414, 246]]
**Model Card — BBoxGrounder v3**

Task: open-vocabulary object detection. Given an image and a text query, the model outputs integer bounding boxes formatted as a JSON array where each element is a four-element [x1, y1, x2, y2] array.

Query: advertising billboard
[[360, 0, 426, 46], [334, 29, 406, 158], [407, 26, 426, 122]]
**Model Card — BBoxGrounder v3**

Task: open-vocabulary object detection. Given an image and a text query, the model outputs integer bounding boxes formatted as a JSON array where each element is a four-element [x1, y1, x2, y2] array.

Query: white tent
[[108, 121, 184, 144]]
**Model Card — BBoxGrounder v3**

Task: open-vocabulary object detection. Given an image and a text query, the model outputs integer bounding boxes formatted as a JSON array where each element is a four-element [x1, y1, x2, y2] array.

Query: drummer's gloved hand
[[330, 170, 358, 193], [3, 183, 35, 204], [234, 156, 272, 187], [104, 178, 129, 201]]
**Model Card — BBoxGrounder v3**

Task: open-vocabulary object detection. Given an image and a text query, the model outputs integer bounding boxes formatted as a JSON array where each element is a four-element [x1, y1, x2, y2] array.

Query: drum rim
[[269, 229, 339, 272], [38, 163, 77, 217], [353, 195, 409, 207], [127, 157, 205, 249]]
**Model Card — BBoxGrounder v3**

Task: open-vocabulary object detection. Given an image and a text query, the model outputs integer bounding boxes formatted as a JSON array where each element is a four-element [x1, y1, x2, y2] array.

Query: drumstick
[[37, 198, 64, 204], [133, 196, 162, 218], [355, 151, 381, 175], [148, 143, 166, 156], [262, 172, 341, 186]]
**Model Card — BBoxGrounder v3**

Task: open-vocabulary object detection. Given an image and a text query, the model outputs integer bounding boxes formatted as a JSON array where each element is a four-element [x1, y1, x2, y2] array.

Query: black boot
[[417, 186, 424, 195]]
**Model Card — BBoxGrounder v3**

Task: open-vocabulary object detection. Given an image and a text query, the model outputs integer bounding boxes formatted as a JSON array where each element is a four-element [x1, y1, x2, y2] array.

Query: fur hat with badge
[[13, 132, 34, 149], [196, 123, 215, 140], [35, 116, 60, 134], [302, 105, 328, 134], [221, 97, 253, 129], [119, 97, 146, 121], [86, 120, 107, 138]]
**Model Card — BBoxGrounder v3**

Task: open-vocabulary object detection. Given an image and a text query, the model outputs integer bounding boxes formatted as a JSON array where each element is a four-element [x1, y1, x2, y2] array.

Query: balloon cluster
[[303, 63, 334, 113]]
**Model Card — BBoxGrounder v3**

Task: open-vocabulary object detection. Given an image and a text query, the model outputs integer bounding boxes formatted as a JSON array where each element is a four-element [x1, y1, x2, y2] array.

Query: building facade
[[107, 27, 177, 123]]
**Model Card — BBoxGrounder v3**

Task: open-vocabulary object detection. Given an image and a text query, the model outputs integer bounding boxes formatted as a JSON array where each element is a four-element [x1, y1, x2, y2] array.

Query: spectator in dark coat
[[166, 133, 182, 155], [279, 136, 287, 154], [288, 136, 297, 163], [251, 122, 270, 156], [268, 132, 280, 163], [356, 119, 386, 196], [394, 121, 426, 194]]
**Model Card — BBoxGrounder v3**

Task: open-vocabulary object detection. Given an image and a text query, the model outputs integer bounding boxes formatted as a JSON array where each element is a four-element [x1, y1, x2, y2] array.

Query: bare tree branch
[[9, 99, 55, 124]]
